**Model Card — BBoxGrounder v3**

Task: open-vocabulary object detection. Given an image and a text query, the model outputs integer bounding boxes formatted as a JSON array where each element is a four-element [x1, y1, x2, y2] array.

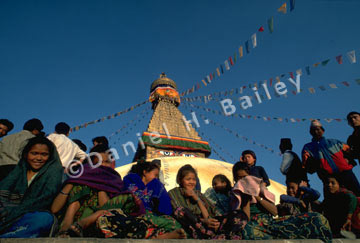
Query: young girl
[[169, 164, 248, 240], [231, 162, 332, 242], [204, 174, 232, 215], [0, 137, 63, 238], [321, 174, 360, 238], [277, 179, 321, 216], [121, 160, 186, 239]]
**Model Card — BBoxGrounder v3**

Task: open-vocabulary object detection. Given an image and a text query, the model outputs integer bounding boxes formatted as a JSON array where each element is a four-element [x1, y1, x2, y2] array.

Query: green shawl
[[0, 142, 63, 233], [168, 187, 220, 218]]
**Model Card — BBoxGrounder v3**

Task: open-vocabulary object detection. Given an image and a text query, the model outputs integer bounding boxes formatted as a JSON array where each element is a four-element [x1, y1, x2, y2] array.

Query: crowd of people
[[0, 111, 359, 241]]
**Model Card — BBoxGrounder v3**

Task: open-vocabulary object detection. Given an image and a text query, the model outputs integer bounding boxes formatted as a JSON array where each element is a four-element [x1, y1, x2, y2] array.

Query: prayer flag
[[347, 50, 356, 63], [251, 33, 257, 48], [336, 55, 343, 64], [321, 59, 330, 66], [213, 72, 216, 79], [290, 0, 295, 11], [201, 79, 207, 86], [355, 79, 360, 85], [245, 41, 250, 53], [269, 78, 273, 86], [258, 26, 264, 32], [308, 87, 315, 94], [342, 81, 350, 87], [306, 66, 311, 75], [276, 76, 281, 83], [319, 85, 326, 91], [278, 3, 287, 14], [224, 60, 230, 70], [268, 17, 274, 33], [296, 69, 302, 76], [280, 74, 285, 78], [229, 57, 234, 65], [234, 52, 237, 63], [313, 62, 320, 67], [216, 68, 220, 76], [329, 83, 337, 89], [289, 72, 294, 79], [220, 64, 224, 73], [239, 46, 243, 58], [210, 73, 213, 80], [206, 75, 211, 83]]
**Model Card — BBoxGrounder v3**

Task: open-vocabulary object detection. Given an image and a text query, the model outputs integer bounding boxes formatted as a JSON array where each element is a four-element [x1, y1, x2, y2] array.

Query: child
[[204, 174, 232, 215], [322, 174, 360, 238], [240, 150, 270, 187], [277, 179, 320, 216]]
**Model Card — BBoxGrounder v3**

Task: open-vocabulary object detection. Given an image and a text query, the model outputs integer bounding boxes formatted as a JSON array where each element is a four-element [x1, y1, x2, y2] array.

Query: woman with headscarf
[[0, 136, 63, 238]]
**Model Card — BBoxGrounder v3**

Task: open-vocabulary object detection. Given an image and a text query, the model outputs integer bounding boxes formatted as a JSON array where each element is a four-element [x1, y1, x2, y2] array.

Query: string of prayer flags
[[278, 3, 287, 14], [70, 100, 148, 133]]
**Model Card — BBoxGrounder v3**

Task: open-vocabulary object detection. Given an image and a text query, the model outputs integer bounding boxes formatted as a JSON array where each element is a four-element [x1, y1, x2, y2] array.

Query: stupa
[[132, 73, 211, 161]]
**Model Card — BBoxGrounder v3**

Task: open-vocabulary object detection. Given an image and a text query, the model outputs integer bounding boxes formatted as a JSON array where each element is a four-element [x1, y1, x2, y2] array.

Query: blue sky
[[1, 0, 360, 196]]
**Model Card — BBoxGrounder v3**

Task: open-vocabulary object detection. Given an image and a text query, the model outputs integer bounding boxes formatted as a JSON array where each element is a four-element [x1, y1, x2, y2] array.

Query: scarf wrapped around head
[[65, 163, 126, 198], [0, 137, 64, 233], [231, 175, 275, 210]]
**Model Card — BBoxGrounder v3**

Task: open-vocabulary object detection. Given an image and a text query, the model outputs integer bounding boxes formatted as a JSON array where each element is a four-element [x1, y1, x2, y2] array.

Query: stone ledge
[[1, 239, 359, 243]]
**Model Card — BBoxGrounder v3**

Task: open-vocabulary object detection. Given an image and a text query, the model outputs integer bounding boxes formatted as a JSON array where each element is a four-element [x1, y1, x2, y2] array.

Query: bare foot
[[154, 228, 186, 239]]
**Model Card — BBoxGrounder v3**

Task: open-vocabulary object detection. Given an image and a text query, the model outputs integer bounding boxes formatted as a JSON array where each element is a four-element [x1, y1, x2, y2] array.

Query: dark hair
[[310, 126, 325, 136], [232, 161, 250, 182], [55, 122, 70, 135], [176, 164, 198, 186], [285, 178, 301, 186], [242, 150, 257, 162], [21, 136, 55, 162], [73, 139, 87, 152], [280, 138, 292, 151], [92, 136, 109, 148], [325, 173, 343, 186], [129, 161, 160, 177], [347, 111, 360, 122], [0, 119, 14, 132], [212, 174, 232, 192], [23, 118, 43, 132]]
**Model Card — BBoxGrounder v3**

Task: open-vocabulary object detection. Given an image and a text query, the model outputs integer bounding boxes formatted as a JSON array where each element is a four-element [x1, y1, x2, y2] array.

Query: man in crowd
[[347, 111, 360, 163], [0, 119, 14, 138]]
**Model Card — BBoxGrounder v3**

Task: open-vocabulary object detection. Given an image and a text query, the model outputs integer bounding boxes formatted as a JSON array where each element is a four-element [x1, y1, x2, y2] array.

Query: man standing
[[0, 119, 14, 138], [302, 120, 360, 196], [347, 111, 360, 163], [279, 138, 308, 183], [47, 122, 87, 169], [0, 118, 43, 181]]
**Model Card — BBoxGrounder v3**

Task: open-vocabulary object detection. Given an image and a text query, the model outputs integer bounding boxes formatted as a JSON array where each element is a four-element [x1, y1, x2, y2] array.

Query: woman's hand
[[342, 218, 352, 231], [184, 189, 198, 201], [202, 218, 220, 231]]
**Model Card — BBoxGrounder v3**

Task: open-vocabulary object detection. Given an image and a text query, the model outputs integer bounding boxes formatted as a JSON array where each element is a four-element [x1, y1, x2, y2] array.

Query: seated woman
[[0, 136, 63, 238], [232, 162, 332, 242], [168, 164, 248, 240], [120, 160, 186, 239], [240, 150, 270, 187], [321, 174, 360, 238], [204, 174, 232, 215], [277, 179, 321, 216], [51, 144, 145, 237]]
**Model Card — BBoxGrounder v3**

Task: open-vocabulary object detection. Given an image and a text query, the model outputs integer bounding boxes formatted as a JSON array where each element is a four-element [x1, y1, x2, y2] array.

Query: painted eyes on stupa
[[158, 151, 176, 156], [180, 153, 196, 157]]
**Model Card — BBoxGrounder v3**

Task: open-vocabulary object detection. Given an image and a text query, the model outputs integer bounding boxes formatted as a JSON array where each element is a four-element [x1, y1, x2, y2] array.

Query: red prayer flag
[[269, 78, 273, 87], [258, 26, 264, 32], [289, 72, 294, 79], [229, 57, 234, 65], [342, 81, 350, 87], [210, 73, 213, 80], [336, 55, 343, 64]]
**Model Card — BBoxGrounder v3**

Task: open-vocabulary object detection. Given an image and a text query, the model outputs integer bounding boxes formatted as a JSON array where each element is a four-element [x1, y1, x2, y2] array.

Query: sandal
[[68, 222, 83, 237]]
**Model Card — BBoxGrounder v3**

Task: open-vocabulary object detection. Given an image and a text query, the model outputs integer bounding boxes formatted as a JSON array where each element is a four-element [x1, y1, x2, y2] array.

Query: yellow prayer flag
[[276, 76, 281, 83], [313, 62, 320, 67], [239, 46, 243, 58], [201, 79, 207, 86], [216, 68, 220, 76], [277, 3, 287, 14]]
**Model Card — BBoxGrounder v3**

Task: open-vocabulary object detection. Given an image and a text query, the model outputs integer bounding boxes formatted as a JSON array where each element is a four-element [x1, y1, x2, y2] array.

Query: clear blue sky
[[1, 0, 360, 197]]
